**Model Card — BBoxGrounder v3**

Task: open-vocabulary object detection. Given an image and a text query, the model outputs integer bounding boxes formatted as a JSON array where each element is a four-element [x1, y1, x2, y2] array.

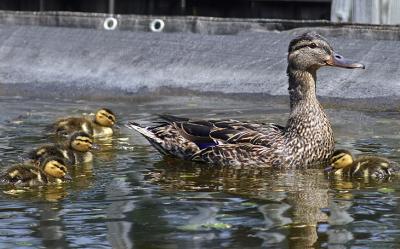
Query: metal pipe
[[39, 0, 45, 11], [109, 0, 115, 15], [181, 0, 186, 14]]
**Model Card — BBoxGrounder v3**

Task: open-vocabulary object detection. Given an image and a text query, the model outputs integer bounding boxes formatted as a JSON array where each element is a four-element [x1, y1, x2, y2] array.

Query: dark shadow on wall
[[0, 0, 331, 20]]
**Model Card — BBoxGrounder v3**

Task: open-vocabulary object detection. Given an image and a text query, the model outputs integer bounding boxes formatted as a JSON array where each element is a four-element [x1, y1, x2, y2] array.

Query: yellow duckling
[[0, 156, 72, 186], [52, 108, 116, 138], [91, 108, 116, 137], [327, 149, 399, 179], [28, 131, 96, 165]]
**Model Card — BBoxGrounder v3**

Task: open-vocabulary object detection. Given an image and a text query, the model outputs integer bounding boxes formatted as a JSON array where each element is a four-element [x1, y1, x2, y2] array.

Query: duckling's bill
[[91, 143, 101, 150], [63, 173, 73, 181]]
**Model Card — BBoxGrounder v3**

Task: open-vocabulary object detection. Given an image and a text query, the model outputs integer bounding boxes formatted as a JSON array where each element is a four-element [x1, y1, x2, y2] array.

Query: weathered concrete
[[0, 16, 398, 101]]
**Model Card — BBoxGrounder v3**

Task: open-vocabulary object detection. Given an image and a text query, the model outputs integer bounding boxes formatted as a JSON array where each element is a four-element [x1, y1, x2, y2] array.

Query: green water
[[1, 94, 400, 249]]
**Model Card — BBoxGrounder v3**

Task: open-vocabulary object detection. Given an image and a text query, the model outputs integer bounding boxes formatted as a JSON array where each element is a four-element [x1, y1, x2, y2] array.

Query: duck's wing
[[127, 115, 286, 163], [126, 122, 202, 160], [209, 124, 285, 147], [158, 114, 286, 146]]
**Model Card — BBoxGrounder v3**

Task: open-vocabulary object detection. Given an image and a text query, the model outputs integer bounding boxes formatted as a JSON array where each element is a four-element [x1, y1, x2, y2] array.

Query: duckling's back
[[346, 156, 399, 179], [53, 117, 94, 137], [0, 165, 48, 186], [28, 144, 76, 166]]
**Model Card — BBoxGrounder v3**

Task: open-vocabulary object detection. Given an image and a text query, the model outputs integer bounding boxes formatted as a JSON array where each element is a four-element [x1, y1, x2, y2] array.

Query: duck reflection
[[325, 200, 354, 249], [35, 200, 70, 249], [147, 158, 330, 248], [105, 177, 135, 249], [327, 228, 353, 249], [92, 136, 118, 162], [0, 185, 70, 248]]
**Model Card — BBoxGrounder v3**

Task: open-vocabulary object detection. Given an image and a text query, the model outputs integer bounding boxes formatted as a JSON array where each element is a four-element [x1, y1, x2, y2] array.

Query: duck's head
[[40, 156, 72, 181], [328, 149, 354, 170], [95, 108, 116, 127], [69, 131, 96, 152], [288, 32, 365, 72]]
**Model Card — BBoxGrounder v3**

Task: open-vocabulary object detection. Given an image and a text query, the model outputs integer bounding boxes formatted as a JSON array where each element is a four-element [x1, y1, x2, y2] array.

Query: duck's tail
[[125, 122, 168, 155]]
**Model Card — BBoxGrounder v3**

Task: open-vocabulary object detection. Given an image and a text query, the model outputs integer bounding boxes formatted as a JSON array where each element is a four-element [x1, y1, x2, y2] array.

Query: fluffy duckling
[[0, 156, 72, 186], [327, 149, 399, 179], [52, 108, 116, 138], [91, 108, 116, 137], [29, 131, 96, 165]]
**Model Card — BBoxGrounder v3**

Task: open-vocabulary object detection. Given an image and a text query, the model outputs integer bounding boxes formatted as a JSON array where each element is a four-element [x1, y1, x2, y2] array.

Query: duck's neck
[[93, 117, 101, 126], [287, 68, 317, 110], [284, 67, 334, 166], [286, 67, 324, 131]]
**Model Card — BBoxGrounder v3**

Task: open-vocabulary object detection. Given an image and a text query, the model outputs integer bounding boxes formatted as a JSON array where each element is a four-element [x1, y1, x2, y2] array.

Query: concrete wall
[[0, 22, 398, 101], [0, 11, 398, 102]]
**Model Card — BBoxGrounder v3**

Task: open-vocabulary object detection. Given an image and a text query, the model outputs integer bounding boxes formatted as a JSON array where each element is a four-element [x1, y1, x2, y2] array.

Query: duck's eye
[[309, 43, 317, 49]]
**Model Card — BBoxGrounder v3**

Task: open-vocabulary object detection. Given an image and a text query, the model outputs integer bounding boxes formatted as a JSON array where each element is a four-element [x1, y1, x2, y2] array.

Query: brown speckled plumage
[[127, 32, 364, 168]]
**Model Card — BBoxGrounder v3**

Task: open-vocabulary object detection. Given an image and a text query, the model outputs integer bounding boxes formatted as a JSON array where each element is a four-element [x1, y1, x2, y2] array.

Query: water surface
[[1, 94, 400, 249]]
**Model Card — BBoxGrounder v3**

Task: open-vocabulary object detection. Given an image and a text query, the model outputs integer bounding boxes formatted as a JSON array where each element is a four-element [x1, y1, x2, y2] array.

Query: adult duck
[[126, 32, 365, 168]]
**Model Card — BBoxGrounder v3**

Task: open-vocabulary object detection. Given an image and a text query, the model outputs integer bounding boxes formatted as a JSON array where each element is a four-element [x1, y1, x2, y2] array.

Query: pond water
[[1, 94, 400, 249]]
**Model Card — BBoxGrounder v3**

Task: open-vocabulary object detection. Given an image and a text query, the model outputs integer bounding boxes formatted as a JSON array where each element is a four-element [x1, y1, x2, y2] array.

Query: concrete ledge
[[0, 13, 398, 106]]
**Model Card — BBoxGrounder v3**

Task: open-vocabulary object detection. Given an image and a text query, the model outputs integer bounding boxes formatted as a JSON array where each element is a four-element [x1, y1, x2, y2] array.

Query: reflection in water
[[328, 200, 354, 226], [186, 206, 220, 228], [147, 161, 330, 248], [258, 203, 292, 228], [1, 96, 400, 248], [327, 228, 353, 249], [105, 177, 135, 249], [35, 201, 70, 249], [255, 203, 290, 246]]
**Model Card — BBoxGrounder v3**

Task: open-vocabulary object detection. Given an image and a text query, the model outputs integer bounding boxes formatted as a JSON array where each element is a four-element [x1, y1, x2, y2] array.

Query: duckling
[[91, 108, 116, 137], [327, 149, 400, 179], [53, 116, 93, 138], [28, 131, 96, 165], [0, 156, 72, 186], [52, 108, 116, 138]]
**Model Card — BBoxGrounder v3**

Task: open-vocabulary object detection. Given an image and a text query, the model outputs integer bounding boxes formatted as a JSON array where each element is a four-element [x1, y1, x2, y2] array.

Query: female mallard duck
[[28, 131, 96, 165], [0, 156, 72, 186], [52, 108, 116, 138], [327, 149, 399, 179], [126, 32, 365, 168]]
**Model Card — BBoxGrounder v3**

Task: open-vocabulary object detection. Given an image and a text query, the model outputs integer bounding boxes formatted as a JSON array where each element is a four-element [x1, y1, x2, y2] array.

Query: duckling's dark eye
[[309, 43, 317, 49]]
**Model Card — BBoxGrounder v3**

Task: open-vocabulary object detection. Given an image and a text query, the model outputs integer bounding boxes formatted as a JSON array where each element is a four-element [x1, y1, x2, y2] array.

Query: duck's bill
[[63, 174, 73, 181], [326, 52, 365, 69], [91, 143, 101, 150]]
